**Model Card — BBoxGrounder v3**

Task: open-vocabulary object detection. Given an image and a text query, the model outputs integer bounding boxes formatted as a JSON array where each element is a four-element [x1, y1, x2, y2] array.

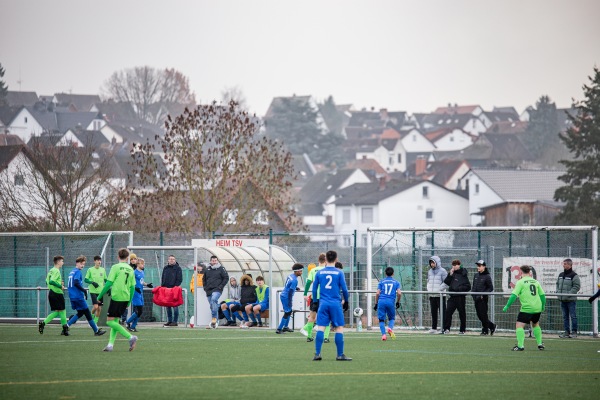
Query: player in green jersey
[[97, 248, 137, 352], [39, 255, 69, 336], [84, 255, 106, 324], [503, 265, 546, 351], [300, 253, 326, 341]]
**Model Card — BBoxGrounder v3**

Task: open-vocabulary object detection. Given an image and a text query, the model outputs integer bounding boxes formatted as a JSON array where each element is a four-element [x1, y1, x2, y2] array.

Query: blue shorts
[[377, 300, 395, 321], [280, 295, 293, 313], [226, 301, 241, 308], [251, 301, 269, 311], [316, 301, 345, 328], [70, 298, 88, 311]]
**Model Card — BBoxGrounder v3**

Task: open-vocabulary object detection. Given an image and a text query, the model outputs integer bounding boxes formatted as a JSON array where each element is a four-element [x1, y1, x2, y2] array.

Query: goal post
[[366, 226, 598, 335]]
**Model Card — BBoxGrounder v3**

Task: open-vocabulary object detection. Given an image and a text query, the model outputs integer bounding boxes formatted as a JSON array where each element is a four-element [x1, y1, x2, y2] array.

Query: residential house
[[479, 200, 562, 226], [333, 179, 469, 246], [409, 158, 471, 190], [298, 168, 371, 230], [355, 129, 407, 172], [420, 113, 488, 137], [458, 168, 565, 226], [423, 127, 473, 151], [57, 129, 111, 148], [54, 93, 101, 112], [5, 91, 39, 107]]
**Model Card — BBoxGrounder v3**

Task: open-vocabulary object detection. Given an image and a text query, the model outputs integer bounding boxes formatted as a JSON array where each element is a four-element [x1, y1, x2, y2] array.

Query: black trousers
[[429, 296, 446, 330], [474, 297, 494, 332], [444, 296, 466, 332]]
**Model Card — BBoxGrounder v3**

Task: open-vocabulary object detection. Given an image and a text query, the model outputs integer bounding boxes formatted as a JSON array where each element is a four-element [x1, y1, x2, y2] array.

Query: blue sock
[[379, 321, 386, 335], [389, 319, 395, 330], [242, 312, 249, 322], [277, 317, 288, 330], [254, 313, 261, 324], [67, 314, 79, 326], [126, 313, 135, 325], [249, 313, 257, 323], [223, 309, 232, 321], [130, 313, 139, 329], [335, 332, 344, 356], [88, 319, 99, 332], [315, 330, 325, 355]]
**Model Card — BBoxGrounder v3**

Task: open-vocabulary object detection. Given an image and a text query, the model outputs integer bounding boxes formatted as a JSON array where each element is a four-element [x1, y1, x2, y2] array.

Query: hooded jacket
[[427, 256, 448, 293], [161, 262, 183, 288], [556, 268, 581, 302], [443, 267, 471, 297], [239, 274, 257, 305], [202, 262, 229, 296], [228, 280, 241, 302], [471, 267, 493, 300]]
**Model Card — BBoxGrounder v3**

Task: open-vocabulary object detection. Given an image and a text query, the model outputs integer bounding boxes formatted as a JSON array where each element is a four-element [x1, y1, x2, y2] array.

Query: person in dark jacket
[[472, 260, 496, 335], [161, 254, 183, 327], [557, 258, 581, 338], [203, 255, 229, 329], [233, 274, 257, 327], [442, 259, 471, 334]]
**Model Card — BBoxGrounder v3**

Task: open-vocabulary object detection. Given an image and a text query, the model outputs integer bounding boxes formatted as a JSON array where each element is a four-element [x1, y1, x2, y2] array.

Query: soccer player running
[[374, 267, 402, 341], [312, 250, 352, 361], [276, 263, 304, 334], [503, 265, 546, 351], [96, 248, 138, 352], [39, 255, 69, 336], [66, 256, 106, 336], [84, 255, 106, 325], [300, 253, 326, 341]]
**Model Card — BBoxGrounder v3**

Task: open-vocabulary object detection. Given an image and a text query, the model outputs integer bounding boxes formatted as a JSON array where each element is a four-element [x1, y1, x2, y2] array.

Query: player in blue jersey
[[66, 256, 106, 336], [374, 267, 402, 341], [126, 258, 153, 332], [276, 263, 304, 334], [312, 250, 352, 361]]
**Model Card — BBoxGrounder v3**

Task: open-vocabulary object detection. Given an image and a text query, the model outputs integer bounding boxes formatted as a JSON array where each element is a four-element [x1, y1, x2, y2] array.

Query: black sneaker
[[61, 324, 70, 336], [126, 322, 131, 330], [171, 323, 178, 327], [324, 338, 330, 343], [38, 321, 45, 334], [512, 345, 524, 351], [336, 354, 353, 361], [537, 343, 545, 350], [258, 322, 263, 327], [163, 322, 172, 327], [282, 327, 293, 333], [275, 329, 282, 334], [307, 337, 314, 342], [250, 322, 258, 327], [313, 354, 322, 361], [480, 332, 488, 336], [490, 324, 496, 336], [94, 329, 107, 336], [559, 331, 570, 338]]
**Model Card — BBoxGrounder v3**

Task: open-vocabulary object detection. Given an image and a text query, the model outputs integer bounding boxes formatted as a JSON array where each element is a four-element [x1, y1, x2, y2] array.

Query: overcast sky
[[1, 0, 599, 116]]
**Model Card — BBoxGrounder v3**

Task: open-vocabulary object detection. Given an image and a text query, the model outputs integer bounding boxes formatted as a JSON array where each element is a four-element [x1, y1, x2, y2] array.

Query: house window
[[361, 207, 373, 223], [412, 135, 416, 142], [397, 154, 402, 163], [93, 120, 103, 131], [14, 174, 25, 186], [343, 236, 352, 247], [422, 186, 429, 199], [475, 183, 479, 194], [389, 156, 393, 165], [223, 209, 238, 224], [24, 117, 28, 123], [426, 209, 434, 221], [253, 210, 269, 225], [342, 209, 351, 224]]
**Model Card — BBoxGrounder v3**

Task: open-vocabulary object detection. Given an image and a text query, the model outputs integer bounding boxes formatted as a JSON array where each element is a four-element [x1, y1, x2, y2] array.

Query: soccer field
[[0, 324, 598, 400]]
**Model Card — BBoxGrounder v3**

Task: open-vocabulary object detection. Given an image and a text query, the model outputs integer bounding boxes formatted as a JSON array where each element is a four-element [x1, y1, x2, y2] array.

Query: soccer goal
[[365, 226, 598, 335]]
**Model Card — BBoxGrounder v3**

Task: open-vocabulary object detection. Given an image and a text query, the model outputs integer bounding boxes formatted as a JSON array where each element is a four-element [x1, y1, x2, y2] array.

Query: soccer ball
[[353, 307, 364, 317]]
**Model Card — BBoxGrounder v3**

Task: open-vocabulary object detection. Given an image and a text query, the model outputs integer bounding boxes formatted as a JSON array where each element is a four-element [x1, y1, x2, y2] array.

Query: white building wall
[[461, 170, 504, 226], [8, 109, 44, 142], [433, 129, 473, 151], [401, 129, 435, 153]]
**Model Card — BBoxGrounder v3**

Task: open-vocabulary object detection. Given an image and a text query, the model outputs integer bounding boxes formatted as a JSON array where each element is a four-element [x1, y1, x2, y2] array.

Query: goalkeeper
[[503, 265, 546, 351]]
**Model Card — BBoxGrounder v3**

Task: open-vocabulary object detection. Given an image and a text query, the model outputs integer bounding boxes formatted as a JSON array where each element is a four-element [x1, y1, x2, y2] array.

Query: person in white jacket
[[427, 256, 448, 333]]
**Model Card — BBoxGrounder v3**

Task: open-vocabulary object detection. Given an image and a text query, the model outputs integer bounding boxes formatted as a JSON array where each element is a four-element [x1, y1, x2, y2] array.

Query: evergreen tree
[[522, 95, 559, 160], [0, 63, 8, 106], [554, 67, 600, 225], [319, 95, 344, 136], [265, 96, 345, 167]]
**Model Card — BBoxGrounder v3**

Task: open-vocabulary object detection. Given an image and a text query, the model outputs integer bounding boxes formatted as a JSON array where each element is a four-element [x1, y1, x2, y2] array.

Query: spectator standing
[[161, 255, 183, 327], [557, 258, 581, 338], [190, 262, 205, 294], [426, 256, 447, 333], [472, 260, 496, 335], [203, 255, 229, 329], [442, 259, 471, 334]]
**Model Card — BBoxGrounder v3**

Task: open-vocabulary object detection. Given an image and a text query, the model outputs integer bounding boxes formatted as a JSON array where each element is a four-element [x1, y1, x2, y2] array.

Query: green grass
[[0, 324, 598, 400]]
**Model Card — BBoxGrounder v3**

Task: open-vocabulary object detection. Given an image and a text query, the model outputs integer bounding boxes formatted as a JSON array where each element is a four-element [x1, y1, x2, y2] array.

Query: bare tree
[[102, 66, 196, 125], [130, 100, 301, 234], [221, 85, 248, 110], [0, 143, 123, 231]]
